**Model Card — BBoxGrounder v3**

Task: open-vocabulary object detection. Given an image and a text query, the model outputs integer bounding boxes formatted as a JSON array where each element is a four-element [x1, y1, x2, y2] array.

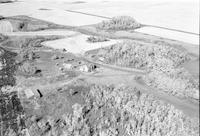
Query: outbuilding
[[79, 64, 97, 73], [79, 65, 89, 72], [63, 63, 72, 69], [98, 57, 105, 62], [24, 89, 34, 99]]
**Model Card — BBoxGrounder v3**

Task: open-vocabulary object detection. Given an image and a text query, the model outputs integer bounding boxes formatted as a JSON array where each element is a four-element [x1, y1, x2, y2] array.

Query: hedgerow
[[97, 16, 141, 30]]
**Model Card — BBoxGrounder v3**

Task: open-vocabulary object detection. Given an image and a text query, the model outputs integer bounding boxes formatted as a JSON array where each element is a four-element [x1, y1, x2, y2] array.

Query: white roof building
[[63, 63, 72, 69], [24, 89, 34, 99], [79, 65, 89, 72]]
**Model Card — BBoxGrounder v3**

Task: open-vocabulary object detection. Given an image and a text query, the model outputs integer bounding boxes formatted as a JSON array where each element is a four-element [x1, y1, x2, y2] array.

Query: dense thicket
[[96, 40, 190, 69], [94, 41, 199, 100], [87, 36, 109, 43], [25, 84, 199, 136], [97, 16, 141, 30]]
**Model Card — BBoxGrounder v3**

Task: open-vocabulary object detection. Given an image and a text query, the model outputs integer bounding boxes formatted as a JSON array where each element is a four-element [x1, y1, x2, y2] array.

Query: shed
[[79, 65, 89, 72], [98, 57, 105, 62], [24, 89, 34, 99]]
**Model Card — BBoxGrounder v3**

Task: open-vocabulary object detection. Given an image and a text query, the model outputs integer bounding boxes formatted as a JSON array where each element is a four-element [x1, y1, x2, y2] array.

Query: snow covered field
[[3, 29, 119, 54], [0, 0, 199, 44], [42, 34, 121, 54], [0, 0, 198, 31], [3, 30, 77, 36], [135, 27, 199, 45]]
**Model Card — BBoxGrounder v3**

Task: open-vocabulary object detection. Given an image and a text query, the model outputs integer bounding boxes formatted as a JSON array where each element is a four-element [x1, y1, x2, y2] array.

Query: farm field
[[0, 0, 199, 44], [0, 0, 199, 136], [42, 34, 121, 54]]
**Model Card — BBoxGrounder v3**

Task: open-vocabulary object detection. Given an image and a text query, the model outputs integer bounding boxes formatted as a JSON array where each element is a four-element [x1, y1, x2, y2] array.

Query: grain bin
[[0, 20, 13, 33]]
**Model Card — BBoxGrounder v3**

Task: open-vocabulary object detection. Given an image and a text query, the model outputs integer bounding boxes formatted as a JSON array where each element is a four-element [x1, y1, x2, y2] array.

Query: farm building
[[79, 65, 89, 72], [79, 64, 97, 72], [24, 89, 35, 99], [98, 57, 105, 62], [63, 63, 72, 69], [0, 20, 13, 33]]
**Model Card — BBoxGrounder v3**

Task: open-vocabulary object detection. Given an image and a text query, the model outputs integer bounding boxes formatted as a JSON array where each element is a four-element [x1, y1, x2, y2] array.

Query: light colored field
[[0, 0, 198, 45], [0, 0, 107, 26], [3, 30, 117, 55], [69, 0, 199, 33], [135, 27, 199, 45], [3, 29, 77, 36], [0, 0, 198, 31], [31, 9, 106, 26], [42, 34, 121, 54]]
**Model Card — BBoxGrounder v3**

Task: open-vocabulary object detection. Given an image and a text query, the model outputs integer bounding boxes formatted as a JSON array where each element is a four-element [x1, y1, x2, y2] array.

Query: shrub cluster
[[97, 16, 141, 30], [19, 48, 36, 61], [96, 40, 190, 69], [87, 36, 109, 43], [145, 68, 199, 99]]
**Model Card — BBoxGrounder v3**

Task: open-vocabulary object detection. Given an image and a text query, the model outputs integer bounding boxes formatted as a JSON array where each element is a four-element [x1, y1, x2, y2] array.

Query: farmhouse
[[63, 63, 72, 69], [79, 65, 89, 72], [79, 64, 97, 72]]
